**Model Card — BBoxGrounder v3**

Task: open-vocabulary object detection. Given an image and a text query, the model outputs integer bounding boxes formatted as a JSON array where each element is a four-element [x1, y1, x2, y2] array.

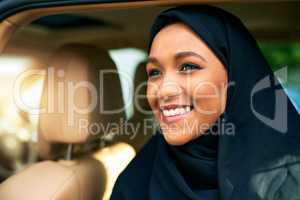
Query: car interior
[[0, 0, 299, 199]]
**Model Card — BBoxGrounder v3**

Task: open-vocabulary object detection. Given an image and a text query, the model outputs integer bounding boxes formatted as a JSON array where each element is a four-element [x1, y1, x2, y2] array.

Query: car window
[[260, 42, 300, 114], [109, 48, 147, 118], [0, 55, 43, 180]]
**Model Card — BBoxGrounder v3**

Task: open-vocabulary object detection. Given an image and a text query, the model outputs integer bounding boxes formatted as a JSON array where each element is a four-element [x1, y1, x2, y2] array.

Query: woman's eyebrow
[[175, 51, 207, 62], [146, 56, 160, 66]]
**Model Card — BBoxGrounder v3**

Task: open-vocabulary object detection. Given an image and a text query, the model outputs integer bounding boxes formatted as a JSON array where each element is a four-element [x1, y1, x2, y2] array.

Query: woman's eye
[[180, 63, 201, 72], [147, 69, 161, 78]]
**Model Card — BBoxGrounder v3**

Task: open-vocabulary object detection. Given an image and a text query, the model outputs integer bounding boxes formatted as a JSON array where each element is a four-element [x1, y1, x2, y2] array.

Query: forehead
[[149, 23, 213, 59]]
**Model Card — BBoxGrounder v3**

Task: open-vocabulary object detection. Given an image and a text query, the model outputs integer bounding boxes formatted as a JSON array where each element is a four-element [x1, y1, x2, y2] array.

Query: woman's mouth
[[160, 105, 194, 123]]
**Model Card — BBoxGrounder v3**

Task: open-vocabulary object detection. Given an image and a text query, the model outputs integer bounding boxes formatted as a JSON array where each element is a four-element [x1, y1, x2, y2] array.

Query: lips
[[160, 104, 193, 123]]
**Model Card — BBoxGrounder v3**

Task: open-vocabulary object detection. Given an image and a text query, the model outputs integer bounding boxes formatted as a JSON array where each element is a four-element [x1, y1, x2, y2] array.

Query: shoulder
[[110, 133, 161, 199]]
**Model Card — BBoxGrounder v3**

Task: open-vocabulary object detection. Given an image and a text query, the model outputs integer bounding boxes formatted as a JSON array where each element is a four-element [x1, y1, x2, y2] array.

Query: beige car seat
[[0, 44, 125, 200]]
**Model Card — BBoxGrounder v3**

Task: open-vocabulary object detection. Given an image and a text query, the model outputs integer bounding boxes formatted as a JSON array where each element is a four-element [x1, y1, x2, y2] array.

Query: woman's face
[[146, 23, 228, 145]]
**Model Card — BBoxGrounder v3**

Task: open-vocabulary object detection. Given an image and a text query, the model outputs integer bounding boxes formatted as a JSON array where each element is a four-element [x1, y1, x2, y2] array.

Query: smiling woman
[[0, 1, 299, 200], [146, 22, 227, 146], [111, 5, 300, 200]]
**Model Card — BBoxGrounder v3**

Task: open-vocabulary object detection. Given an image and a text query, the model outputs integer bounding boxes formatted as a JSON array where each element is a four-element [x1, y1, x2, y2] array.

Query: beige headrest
[[38, 44, 124, 144], [0, 158, 106, 200]]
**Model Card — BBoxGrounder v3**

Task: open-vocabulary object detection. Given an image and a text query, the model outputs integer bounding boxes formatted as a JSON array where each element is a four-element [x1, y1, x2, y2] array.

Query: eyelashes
[[179, 63, 202, 72], [147, 62, 202, 79], [147, 68, 161, 78]]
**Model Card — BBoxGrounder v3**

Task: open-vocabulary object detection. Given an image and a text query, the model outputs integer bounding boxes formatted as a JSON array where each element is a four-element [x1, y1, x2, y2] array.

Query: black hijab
[[111, 5, 300, 200]]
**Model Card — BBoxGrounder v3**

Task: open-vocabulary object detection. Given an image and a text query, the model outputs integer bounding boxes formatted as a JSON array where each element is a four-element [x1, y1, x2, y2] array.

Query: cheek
[[191, 78, 226, 115]]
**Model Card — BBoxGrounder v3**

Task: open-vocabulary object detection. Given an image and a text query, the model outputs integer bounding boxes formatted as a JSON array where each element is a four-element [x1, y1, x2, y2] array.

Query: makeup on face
[[146, 22, 227, 145]]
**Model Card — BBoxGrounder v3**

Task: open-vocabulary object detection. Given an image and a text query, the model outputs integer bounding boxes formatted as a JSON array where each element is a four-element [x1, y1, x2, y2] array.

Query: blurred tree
[[259, 42, 300, 114], [259, 42, 300, 71]]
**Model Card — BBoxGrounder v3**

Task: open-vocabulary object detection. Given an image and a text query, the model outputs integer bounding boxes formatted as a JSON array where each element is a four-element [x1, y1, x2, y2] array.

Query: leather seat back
[[0, 44, 125, 200], [38, 44, 124, 158], [0, 159, 106, 200]]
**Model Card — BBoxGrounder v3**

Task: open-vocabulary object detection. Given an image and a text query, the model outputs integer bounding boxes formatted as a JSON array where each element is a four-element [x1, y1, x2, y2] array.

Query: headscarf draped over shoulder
[[111, 5, 300, 200]]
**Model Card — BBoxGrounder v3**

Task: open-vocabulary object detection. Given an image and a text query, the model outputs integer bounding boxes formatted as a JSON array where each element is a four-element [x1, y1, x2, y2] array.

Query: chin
[[162, 130, 194, 146]]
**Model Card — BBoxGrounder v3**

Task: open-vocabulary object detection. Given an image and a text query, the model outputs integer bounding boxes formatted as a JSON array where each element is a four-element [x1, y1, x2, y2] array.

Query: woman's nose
[[157, 78, 182, 101]]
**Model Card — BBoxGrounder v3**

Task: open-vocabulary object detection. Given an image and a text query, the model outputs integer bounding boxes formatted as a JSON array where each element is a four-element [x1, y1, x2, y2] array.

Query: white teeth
[[170, 110, 174, 116], [180, 108, 185, 114], [163, 110, 169, 116], [161, 106, 192, 117], [186, 106, 191, 112]]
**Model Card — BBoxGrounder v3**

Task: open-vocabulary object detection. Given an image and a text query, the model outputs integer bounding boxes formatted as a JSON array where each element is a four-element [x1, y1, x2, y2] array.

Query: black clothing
[[111, 5, 300, 200]]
